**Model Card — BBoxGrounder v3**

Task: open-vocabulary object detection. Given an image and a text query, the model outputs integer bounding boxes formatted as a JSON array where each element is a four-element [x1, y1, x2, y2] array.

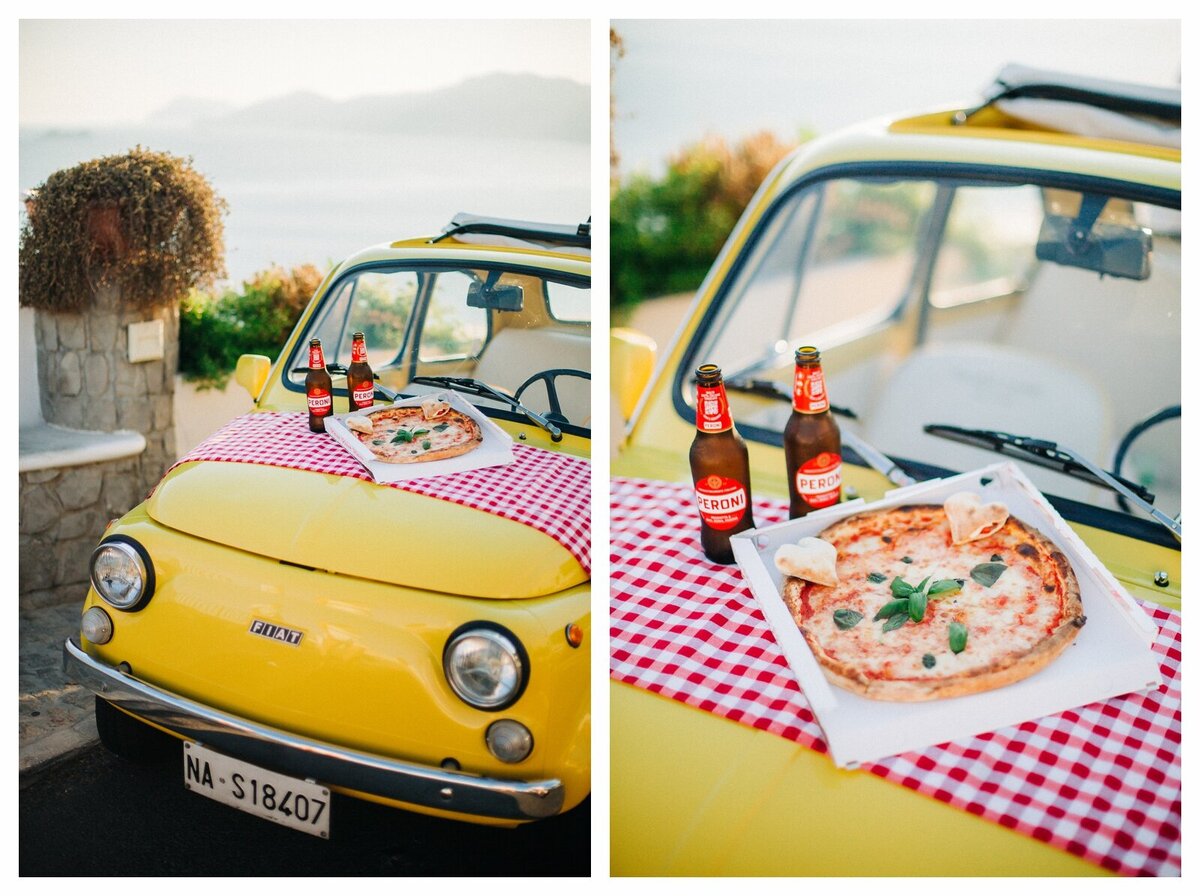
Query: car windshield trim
[[670, 159, 1179, 541]]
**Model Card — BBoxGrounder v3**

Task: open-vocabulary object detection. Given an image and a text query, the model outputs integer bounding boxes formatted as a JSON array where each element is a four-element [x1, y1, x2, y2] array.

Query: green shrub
[[611, 131, 802, 316], [180, 264, 325, 388]]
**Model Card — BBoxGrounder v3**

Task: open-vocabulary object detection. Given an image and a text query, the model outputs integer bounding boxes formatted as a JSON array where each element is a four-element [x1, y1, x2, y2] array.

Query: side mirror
[[235, 354, 271, 401], [610, 327, 657, 421]]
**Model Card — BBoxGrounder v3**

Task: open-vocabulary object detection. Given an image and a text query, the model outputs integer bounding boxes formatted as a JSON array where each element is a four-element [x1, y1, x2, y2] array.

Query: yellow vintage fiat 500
[[65, 214, 592, 836], [611, 68, 1180, 875]]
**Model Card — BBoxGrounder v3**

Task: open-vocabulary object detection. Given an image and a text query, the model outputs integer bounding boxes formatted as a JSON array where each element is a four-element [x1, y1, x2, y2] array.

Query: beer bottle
[[689, 364, 755, 564], [305, 338, 333, 433], [347, 331, 375, 412], [783, 346, 842, 518]]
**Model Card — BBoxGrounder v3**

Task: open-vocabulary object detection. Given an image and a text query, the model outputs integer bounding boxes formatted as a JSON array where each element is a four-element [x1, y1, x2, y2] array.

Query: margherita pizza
[[775, 495, 1085, 701], [347, 401, 483, 464]]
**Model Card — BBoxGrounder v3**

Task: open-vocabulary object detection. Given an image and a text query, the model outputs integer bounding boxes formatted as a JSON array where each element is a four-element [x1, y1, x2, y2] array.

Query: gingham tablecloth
[[169, 413, 591, 573], [610, 477, 1181, 877]]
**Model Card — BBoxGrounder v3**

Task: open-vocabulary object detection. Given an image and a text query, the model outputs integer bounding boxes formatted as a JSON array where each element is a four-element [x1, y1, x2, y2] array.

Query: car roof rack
[[433, 213, 591, 249], [955, 64, 1181, 126]]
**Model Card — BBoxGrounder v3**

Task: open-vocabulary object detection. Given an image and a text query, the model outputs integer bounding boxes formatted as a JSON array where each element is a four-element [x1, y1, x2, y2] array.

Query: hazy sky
[[19, 19, 591, 127], [612, 18, 1181, 176]]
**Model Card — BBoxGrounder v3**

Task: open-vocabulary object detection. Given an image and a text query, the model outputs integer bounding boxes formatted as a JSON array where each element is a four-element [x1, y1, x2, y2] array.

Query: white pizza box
[[730, 461, 1163, 769], [325, 392, 514, 484]]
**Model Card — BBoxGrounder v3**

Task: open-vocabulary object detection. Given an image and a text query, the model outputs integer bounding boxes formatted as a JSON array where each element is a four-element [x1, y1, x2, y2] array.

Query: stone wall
[[19, 457, 146, 609], [21, 283, 179, 611], [33, 283, 178, 495]]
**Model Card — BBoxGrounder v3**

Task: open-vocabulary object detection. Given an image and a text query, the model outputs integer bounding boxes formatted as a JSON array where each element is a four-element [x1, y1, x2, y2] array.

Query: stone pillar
[[34, 283, 179, 496]]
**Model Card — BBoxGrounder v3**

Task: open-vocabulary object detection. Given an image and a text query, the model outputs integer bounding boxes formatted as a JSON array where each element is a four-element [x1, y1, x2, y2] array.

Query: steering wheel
[[514, 368, 591, 425], [1112, 405, 1180, 513]]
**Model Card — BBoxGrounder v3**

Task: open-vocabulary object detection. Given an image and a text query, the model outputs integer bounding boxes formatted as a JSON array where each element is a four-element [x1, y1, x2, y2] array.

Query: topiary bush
[[179, 264, 326, 388], [19, 147, 227, 313]]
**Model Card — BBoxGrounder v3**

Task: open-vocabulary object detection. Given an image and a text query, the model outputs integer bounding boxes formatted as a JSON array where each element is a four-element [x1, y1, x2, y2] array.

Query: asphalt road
[[20, 741, 590, 876]]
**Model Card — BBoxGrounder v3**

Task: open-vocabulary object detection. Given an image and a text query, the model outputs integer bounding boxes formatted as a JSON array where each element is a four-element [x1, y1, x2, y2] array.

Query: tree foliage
[[610, 131, 801, 315]]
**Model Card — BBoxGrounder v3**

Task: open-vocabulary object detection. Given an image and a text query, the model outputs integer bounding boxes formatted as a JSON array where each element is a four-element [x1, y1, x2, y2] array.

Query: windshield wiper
[[410, 376, 563, 442], [925, 424, 1180, 540], [721, 377, 859, 419], [289, 364, 399, 402]]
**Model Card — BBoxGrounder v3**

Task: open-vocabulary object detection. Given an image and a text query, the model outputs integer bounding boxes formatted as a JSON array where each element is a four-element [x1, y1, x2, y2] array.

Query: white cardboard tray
[[325, 392, 514, 483], [730, 462, 1162, 768]]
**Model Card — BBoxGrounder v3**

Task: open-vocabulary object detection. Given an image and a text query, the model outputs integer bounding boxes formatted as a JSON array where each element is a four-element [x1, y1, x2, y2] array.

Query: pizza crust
[[781, 504, 1084, 702]]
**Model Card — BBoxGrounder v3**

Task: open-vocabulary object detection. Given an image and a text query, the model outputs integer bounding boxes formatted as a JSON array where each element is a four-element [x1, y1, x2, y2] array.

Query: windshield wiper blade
[[925, 424, 1180, 539], [410, 376, 563, 442]]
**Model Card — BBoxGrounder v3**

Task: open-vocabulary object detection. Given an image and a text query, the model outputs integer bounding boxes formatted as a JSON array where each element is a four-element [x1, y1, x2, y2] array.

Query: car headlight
[[89, 537, 154, 611], [443, 624, 528, 711]]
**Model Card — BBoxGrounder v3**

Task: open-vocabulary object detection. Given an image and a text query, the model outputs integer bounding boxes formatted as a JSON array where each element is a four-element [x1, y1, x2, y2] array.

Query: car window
[[306, 269, 418, 369], [547, 282, 591, 322], [418, 271, 488, 362], [683, 174, 1181, 518]]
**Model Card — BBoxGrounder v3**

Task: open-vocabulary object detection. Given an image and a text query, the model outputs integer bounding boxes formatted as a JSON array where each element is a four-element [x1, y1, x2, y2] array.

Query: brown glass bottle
[[783, 346, 842, 518], [346, 332, 375, 412], [689, 364, 756, 564], [305, 338, 333, 433]]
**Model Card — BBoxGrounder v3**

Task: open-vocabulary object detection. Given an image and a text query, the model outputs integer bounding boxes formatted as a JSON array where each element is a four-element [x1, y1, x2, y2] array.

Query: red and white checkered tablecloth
[[610, 477, 1181, 877], [169, 413, 591, 573]]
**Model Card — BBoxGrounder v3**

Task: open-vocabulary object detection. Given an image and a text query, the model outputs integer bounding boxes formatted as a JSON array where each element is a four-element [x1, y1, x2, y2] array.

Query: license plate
[[183, 742, 331, 838]]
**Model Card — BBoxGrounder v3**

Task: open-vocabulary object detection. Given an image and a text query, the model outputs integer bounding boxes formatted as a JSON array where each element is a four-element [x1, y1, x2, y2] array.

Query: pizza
[[774, 494, 1085, 701], [347, 400, 483, 464]]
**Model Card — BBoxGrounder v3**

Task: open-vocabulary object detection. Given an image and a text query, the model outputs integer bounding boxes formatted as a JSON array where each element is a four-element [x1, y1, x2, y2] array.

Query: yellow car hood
[[146, 461, 587, 598]]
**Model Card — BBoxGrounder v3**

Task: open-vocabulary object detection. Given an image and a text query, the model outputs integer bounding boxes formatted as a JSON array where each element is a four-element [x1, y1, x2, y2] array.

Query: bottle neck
[[308, 343, 326, 370], [351, 338, 367, 364], [696, 380, 734, 433], [792, 362, 829, 414]]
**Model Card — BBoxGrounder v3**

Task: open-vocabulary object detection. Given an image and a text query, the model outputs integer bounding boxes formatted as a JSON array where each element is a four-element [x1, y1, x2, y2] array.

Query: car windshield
[[683, 172, 1180, 520], [287, 263, 592, 433]]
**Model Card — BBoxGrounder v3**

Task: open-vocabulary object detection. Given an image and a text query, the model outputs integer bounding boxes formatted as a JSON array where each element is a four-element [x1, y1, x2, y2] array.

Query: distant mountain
[[162, 74, 588, 142], [145, 97, 236, 128]]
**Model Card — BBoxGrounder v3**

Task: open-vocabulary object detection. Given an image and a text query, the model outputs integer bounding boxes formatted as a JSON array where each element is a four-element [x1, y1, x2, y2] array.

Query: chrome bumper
[[63, 638, 564, 820]]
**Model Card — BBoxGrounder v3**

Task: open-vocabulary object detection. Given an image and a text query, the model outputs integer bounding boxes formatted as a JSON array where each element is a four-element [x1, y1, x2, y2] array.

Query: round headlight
[[90, 538, 153, 611], [443, 626, 527, 710]]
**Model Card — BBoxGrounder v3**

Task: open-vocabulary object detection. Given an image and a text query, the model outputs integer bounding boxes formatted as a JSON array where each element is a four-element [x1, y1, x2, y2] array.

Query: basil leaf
[[970, 562, 1006, 587], [908, 588, 928, 623], [922, 653, 936, 669], [421, 440, 432, 450], [873, 599, 909, 621], [991, 553, 1003, 562], [890, 577, 914, 598], [928, 579, 962, 598], [867, 572, 887, 584], [901, 556, 914, 564], [432, 423, 450, 432], [413, 429, 430, 437], [833, 609, 864, 631], [949, 621, 968, 654], [882, 614, 908, 633], [914, 576, 932, 595], [392, 429, 413, 444]]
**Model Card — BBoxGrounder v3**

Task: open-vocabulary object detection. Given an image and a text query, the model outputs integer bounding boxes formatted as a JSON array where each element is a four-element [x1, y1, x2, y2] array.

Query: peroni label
[[308, 389, 332, 417], [695, 475, 749, 530], [352, 385, 374, 407], [792, 365, 830, 413], [308, 344, 326, 370], [696, 384, 733, 433], [795, 452, 841, 508], [351, 340, 368, 363]]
